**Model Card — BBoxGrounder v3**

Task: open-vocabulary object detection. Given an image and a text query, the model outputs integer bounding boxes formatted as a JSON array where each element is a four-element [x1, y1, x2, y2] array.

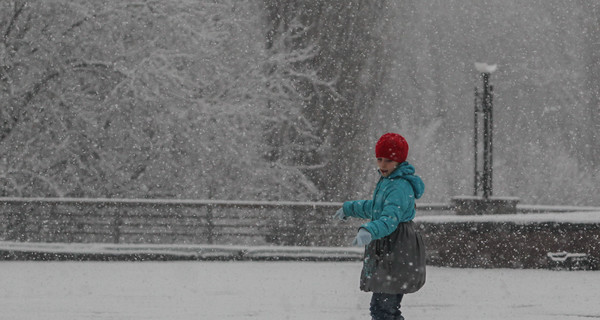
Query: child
[[333, 132, 426, 320]]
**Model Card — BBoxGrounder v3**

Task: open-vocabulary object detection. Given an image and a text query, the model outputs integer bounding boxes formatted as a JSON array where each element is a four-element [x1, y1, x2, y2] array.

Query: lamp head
[[475, 62, 497, 73]]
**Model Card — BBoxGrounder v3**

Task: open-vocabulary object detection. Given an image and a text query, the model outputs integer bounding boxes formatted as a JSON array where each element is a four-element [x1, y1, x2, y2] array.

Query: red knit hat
[[375, 133, 409, 163]]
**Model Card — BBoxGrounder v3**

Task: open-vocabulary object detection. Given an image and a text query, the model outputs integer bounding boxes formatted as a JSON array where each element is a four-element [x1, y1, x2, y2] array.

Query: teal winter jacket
[[342, 162, 425, 240]]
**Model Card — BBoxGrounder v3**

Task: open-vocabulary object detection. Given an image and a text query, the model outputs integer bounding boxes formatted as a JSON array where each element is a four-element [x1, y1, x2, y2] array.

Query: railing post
[[206, 205, 215, 244], [113, 209, 122, 244]]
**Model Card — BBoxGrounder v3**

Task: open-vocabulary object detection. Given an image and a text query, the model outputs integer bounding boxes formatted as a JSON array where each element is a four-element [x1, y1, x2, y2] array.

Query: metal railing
[[0, 197, 356, 246], [1, 197, 598, 246]]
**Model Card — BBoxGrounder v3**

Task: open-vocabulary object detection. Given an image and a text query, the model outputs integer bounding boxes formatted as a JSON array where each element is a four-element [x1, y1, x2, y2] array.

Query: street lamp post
[[452, 63, 519, 215], [474, 62, 496, 199]]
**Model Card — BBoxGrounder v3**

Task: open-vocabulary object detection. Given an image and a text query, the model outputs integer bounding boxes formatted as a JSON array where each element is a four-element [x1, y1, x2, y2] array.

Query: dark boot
[[370, 293, 404, 320]]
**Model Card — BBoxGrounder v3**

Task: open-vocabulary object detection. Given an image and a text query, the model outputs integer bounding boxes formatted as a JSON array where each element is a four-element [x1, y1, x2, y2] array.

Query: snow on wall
[[416, 211, 600, 224]]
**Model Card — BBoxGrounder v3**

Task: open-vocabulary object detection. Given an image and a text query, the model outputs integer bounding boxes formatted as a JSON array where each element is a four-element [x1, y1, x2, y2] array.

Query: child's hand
[[352, 228, 372, 246], [333, 208, 347, 220]]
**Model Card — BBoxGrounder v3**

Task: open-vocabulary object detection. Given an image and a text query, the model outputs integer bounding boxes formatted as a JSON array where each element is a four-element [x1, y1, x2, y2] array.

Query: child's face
[[376, 157, 399, 177]]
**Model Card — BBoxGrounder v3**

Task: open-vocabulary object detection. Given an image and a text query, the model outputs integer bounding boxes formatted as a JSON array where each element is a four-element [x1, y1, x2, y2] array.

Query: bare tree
[[262, 0, 388, 200], [0, 0, 320, 200]]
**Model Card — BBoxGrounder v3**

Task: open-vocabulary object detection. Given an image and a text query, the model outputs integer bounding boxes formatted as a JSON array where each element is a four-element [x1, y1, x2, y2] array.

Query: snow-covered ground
[[2, 261, 599, 320]]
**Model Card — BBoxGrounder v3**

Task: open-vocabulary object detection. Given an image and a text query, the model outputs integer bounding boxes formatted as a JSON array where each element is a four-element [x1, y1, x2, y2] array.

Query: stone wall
[[417, 218, 600, 269]]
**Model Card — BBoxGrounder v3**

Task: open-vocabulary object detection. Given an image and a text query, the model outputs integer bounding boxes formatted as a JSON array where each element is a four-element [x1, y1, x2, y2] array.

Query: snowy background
[[1, 0, 599, 205], [2, 1, 599, 319]]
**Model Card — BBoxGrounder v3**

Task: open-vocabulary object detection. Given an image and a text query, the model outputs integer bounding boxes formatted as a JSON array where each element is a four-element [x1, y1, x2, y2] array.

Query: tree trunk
[[262, 0, 388, 200]]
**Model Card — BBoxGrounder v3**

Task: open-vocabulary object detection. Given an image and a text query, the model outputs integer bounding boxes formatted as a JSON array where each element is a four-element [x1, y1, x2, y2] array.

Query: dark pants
[[370, 293, 404, 320]]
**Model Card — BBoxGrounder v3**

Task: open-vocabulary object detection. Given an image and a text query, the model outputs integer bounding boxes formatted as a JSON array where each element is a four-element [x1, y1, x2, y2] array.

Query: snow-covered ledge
[[451, 196, 520, 215], [415, 210, 600, 224]]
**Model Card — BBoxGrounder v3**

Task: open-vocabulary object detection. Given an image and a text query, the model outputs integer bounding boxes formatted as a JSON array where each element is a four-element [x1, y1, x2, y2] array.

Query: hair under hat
[[375, 133, 409, 163]]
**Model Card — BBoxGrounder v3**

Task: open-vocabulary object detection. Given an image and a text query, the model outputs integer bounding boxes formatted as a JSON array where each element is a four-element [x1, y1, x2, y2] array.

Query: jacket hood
[[387, 162, 425, 199]]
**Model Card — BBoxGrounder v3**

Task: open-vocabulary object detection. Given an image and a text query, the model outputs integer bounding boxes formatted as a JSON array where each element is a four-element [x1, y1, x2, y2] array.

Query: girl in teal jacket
[[334, 133, 426, 320]]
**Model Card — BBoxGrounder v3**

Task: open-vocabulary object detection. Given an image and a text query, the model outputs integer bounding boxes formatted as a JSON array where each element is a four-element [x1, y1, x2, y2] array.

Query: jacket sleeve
[[342, 200, 374, 219], [361, 186, 412, 240]]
